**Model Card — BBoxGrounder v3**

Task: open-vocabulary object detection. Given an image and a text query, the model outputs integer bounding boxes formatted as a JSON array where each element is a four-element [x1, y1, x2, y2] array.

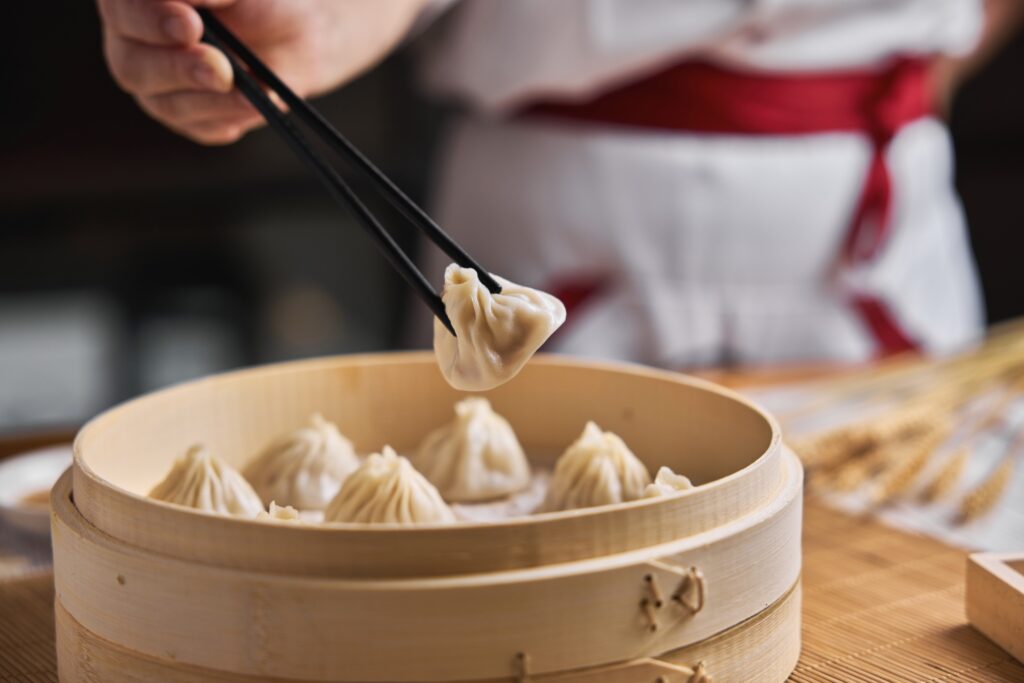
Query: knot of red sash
[[528, 57, 933, 357]]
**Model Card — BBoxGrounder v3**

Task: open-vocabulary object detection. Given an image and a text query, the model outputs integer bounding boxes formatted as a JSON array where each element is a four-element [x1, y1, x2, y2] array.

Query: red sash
[[529, 58, 932, 357]]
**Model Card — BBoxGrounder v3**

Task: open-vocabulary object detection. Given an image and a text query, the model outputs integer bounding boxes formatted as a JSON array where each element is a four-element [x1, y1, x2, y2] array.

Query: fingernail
[[192, 64, 222, 90], [162, 16, 191, 44]]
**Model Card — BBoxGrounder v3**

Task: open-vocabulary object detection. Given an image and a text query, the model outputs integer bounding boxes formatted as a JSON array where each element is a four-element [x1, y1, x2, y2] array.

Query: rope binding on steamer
[[641, 596, 660, 632], [641, 573, 665, 631], [643, 562, 707, 619], [688, 660, 713, 683], [514, 651, 530, 682], [672, 567, 706, 615], [645, 573, 665, 607], [654, 660, 713, 683]]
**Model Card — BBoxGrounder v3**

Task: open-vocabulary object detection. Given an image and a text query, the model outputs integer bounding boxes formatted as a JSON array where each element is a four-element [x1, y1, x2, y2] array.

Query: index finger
[[98, 0, 202, 46]]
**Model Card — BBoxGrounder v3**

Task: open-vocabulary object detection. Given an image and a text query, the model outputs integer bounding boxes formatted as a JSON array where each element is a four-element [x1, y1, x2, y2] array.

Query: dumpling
[[243, 414, 359, 510], [434, 264, 566, 391], [541, 422, 651, 512], [643, 466, 694, 498], [413, 397, 531, 502], [256, 501, 302, 523], [323, 447, 456, 524], [149, 444, 264, 517]]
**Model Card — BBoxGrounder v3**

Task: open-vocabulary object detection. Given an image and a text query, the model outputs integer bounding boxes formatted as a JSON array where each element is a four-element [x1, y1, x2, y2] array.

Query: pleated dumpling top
[[643, 466, 694, 498], [413, 397, 531, 502], [324, 447, 456, 524], [149, 444, 264, 517], [256, 501, 302, 523], [433, 264, 565, 391], [243, 413, 359, 510], [542, 422, 651, 512]]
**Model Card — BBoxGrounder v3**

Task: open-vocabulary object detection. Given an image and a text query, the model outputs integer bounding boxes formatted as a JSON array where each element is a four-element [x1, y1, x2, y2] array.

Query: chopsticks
[[198, 10, 501, 336]]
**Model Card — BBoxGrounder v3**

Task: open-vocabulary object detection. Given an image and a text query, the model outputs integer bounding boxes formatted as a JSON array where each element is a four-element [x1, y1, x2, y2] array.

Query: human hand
[[97, 0, 429, 144]]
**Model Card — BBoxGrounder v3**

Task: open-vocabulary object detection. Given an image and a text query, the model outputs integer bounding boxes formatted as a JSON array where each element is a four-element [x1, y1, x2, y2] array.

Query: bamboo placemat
[[0, 569, 58, 682], [793, 500, 1023, 682], [0, 501, 1020, 682]]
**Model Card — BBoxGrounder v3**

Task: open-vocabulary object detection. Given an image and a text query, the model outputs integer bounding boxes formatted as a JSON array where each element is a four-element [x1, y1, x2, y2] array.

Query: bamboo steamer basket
[[53, 352, 802, 682]]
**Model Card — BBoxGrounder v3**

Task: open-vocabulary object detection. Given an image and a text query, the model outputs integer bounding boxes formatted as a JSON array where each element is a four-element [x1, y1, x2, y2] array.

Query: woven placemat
[[0, 569, 57, 682], [1, 501, 1021, 683], [793, 500, 1022, 682]]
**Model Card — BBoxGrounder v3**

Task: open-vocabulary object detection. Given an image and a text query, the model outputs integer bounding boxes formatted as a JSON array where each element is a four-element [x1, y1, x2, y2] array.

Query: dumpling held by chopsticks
[[434, 264, 566, 391]]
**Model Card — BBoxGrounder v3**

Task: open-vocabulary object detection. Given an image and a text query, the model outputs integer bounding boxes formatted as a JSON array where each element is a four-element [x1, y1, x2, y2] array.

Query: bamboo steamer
[[53, 353, 802, 682]]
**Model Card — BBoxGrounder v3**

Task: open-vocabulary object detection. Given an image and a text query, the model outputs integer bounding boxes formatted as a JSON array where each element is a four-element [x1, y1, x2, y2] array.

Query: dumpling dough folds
[[434, 264, 566, 391], [243, 413, 359, 510], [643, 466, 694, 498], [257, 501, 302, 523], [414, 397, 531, 502], [324, 447, 456, 524], [542, 422, 651, 512], [149, 444, 264, 517]]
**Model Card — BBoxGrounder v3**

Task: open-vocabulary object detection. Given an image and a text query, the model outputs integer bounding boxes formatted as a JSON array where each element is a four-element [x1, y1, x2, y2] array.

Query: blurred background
[[1, 3, 1023, 434]]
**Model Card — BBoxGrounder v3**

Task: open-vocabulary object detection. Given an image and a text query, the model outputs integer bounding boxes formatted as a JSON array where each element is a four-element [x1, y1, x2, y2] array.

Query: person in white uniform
[[95, 0, 1019, 367]]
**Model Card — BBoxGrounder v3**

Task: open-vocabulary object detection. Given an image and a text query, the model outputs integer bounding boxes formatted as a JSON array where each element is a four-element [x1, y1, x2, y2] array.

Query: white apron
[[414, 0, 986, 367]]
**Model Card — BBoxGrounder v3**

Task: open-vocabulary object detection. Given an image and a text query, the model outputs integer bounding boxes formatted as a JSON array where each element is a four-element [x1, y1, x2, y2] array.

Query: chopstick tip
[[439, 311, 457, 338]]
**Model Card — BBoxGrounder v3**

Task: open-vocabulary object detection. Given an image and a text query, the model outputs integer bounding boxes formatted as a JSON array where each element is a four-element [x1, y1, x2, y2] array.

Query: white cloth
[[746, 386, 1024, 552], [412, 0, 986, 366], [423, 0, 982, 111]]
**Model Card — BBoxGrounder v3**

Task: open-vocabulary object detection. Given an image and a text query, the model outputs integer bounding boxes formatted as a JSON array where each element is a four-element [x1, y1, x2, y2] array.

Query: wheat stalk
[[919, 447, 970, 502], [828, 428, 924, 492], [872, 425, 952, 504], [785, 339, 1021, 432], [794, 396, 954, 471], [915, 376, 1024, 502], [788, 320, 1024, 519], [829, 447, 888, 491], [959, 457, 1015, 523], [791, 430, 872, 470]]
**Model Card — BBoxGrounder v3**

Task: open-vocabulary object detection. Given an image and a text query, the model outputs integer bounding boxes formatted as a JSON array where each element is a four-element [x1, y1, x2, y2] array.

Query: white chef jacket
[[414, 0, 986, 367]]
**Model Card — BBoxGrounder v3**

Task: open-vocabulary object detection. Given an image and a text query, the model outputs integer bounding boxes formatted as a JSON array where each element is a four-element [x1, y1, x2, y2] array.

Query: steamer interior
[[76, 353, 775, 520]]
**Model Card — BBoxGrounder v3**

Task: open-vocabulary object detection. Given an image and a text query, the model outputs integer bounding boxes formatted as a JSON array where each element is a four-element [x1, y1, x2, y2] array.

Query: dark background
[[953, 30, 1024, 327], [1, 4, 1022, 431]]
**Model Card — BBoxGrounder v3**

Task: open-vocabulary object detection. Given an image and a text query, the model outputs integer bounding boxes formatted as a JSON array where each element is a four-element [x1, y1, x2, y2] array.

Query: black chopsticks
[[198, 10, 501, 336]]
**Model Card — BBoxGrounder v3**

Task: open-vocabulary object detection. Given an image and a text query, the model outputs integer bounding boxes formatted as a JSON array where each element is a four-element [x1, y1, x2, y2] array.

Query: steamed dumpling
[[413, 397, 531, 502], [256, 501, 302, 523], [434, 264, 566, 391], [243, 414, 359, 510], [643, 466, 694, 498], [324, 447, 456, 524], [149, 444, 264, 517], [542, 422, 651, 512]]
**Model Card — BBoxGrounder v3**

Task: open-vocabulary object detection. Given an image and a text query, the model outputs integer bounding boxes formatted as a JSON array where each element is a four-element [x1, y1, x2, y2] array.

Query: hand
[[97, 0, 429, 144]]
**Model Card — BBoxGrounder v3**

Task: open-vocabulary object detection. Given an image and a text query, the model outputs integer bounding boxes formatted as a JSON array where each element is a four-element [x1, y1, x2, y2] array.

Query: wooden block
[[966, 551, 1024, 665]]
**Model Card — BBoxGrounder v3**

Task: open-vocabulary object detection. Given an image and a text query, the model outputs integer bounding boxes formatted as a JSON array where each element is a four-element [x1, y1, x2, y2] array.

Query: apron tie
[[526, 58, 932, 357]]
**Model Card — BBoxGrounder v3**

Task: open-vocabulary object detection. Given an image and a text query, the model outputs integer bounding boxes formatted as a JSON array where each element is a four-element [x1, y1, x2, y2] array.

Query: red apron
[[527, 58, 933, 357]]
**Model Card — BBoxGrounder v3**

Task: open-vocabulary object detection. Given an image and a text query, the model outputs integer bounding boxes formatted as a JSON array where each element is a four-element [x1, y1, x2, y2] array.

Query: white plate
[[0, 444, 73, 536]]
